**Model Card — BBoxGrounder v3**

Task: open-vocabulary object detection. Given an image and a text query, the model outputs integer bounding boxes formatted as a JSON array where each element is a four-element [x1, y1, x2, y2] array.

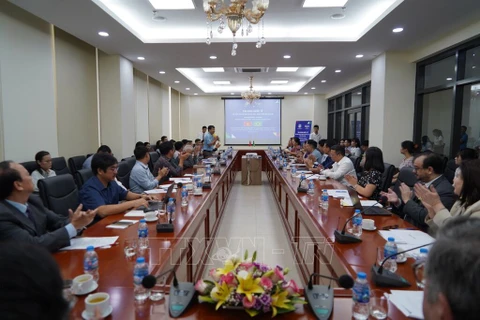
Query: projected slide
[[225, 99, 281, 145]]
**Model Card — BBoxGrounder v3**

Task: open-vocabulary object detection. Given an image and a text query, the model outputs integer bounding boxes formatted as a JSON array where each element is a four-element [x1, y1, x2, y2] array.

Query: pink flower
[[220, 272, 237, 287], [195, 280, 209, 295], [238, 262, 255, 272], [242, 295, 256, 309], [209, 268, 221, 282], [283, 280, 300, 295], [260, 277, 273, 290], [271, 267, 285, 283]]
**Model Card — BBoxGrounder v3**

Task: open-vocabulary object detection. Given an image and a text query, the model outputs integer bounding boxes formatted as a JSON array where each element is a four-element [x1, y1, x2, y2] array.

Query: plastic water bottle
[[291, 166, 297, 182], [383, 237, 398, 273], [181, 186, 188, 207], [300, 172, 307, 189], [352, 209, 363, 237], [352, 272, 370, 320], [167, 197, 176, 222], [415, 248, 428, 288], [84, 246, 99, 282], [138, 219, 149, 250], [206, 165, 212, 182], [307, 179, 315, 195], [321, 189, 329, 209], [133, 257, 149, 301]]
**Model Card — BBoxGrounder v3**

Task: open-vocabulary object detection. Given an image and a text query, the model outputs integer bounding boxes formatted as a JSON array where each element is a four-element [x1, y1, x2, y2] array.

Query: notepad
[[106, 219, 139, 229], [144, 189, 166, 194], [378, 230, 434, 256], [387, 291, 424, 319], [124, 210, 146, 218], [60, 236, 119, 250]]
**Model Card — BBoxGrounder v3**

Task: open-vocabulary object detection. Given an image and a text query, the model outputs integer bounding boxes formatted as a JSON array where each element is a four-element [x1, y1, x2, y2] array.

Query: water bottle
[[283, 158, 288, 172], [415, 248, 428, 288], [321, 189, 329, 209], [383, 237, 398, 273], [307, 179, 315, 195], [181, 186, 188, 207], [167, 197, 176, 222], [352, 209, 363, 237], [352, 272, 370, 320], [291, 166, 297, 182], [138, 219, 149, 250], [300, 172, 307, 189], [83, 246, 99, 282], [133, 257, 150, 301], [206, 165, 212, 182]]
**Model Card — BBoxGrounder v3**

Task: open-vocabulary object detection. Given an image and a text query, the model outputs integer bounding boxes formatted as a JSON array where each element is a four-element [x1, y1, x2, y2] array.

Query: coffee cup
[[72, 274, 93, 294], [85, 292, 110, 318], [319, 175, 326, 180], [145, 211, 157, 220], [363, 219, 375, 229]]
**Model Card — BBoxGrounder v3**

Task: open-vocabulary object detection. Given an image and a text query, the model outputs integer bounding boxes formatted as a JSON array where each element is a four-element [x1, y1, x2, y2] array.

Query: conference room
[[1, 0, 480, 319]]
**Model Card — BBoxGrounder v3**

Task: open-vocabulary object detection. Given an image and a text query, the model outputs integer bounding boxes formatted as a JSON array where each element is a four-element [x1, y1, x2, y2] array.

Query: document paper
[[60, 236, 119, 250]]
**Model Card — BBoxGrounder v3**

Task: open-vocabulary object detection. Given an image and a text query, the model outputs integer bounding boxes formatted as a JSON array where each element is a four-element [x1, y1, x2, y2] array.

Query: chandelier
[[203, 0, 269, 56], [242, 76, 261, 104]]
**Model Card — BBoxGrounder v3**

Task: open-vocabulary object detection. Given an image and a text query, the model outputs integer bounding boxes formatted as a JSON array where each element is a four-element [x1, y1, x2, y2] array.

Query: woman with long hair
[[345, 147, 385, 199], [31, 151, 56, 192]]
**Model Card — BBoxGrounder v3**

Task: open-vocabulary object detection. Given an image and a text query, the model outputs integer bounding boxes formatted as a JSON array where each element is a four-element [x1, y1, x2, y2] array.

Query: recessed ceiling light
[[209, 55, 217, 60], [268, 92, 272, 95], [276, 67, 299, 72], [148, 0, 195, 10], [304, 92, 308, 95], [473, 66, 476, 69], [186, 88, 190, 90], [174, 81, 180, 83], [202, 67, 225, 72], [194, 93, 198, 95], [283, 55, 291, 59], [137, 57, 145, 60], [159, 71, 166, 74], [392, 27, 404, 33], [321, 80, 327, 83], [356, 54, 364, 58], [446, 77, 453, 81], [357, 92, 361, 95], [98, 31, 109, 37], [303, 0, 348, 7], [271, 80, 289, 84], [331, 13, 345, 20], [335, 69, 342, 73], [213, 81, 231, 85], [231, 93, 235, 95], [152, 11, 167, 21], [311, 87, 316, 90]]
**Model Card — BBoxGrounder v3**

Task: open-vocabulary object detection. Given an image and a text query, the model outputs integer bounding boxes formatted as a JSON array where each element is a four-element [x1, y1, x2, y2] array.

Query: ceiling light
[[335, 69, 341, 73], [321, 80, 327, 83], [98, 31, 109, 37], [355, 54, 364, 58], [209, 55, 217, 60], [303, 0, 348, 8], [159, 71, 166, 74], [283, 55, 291, 59], [304, 92, 308, 95], [446, 77, 453, 81], [357, 92, 361, 95], [194, 93, 198, 95], [174, 81, 180, 83], [331, 13, 345, 20], [311, 87, 316, 90], [392, 27, 404, 33], [268, 92, 272, 95], [137, 57, 145, 60], [152, 11, 167, 21], [271, 80, 289, 84], [202, 67, 225, 72], [242, 76, 261, 104], [213, 81, 231, 85], [276, 67, 299, 72], [149, 0, 194, 10], [231, 93, 235, 95], [473, 66, 476, 69], [186, 88, 190, 90]]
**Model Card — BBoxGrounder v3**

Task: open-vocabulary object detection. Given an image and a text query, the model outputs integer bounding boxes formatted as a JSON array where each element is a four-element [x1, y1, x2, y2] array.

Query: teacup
[[85, 292, 111, 317], [145, 211, 157, 220], [363, 219, 375, 229], [72, 274, 93, 294], [319, 175, 327, 180]]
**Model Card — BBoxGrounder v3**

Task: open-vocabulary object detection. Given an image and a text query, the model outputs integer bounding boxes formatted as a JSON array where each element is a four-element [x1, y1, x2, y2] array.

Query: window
[[424, 55, 456, 88], [461, 83, 480, 150], [465, 46, 479, 79]]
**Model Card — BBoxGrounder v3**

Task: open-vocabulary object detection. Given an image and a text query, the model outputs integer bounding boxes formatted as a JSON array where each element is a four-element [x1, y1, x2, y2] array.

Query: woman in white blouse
[[31, 151, 56, 192], [432, 129, 445, 154], [349, 138, 362, 158]]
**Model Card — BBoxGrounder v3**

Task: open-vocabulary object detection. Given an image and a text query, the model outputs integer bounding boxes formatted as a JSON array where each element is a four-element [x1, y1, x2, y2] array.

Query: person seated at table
[[144, 141, 152, 151], [0, 161, 96, 252], [345, 147, 384, 200], [287, 137, 302, 156], [31, 151, 56, 193], [284, 137, 294, 151], [321, 145, 356, 185], [344, 139, 352, 154], [391, 140, 416, 183], [301, 140, 322, 163], [422, 217, 480, 320], [153, 141, 189, 182], [173, 141, 183, 161], [129, 146, 169, 194], [83, 145, 112, 170], [349, 138, 361, 158], [161, 136, 168, 143], [455, 147, 478, 165], [359, 140, 369, 168], [415, 159, 480, 232], [381, 153, 455, 231], [183, 143, 201, 169], [80, 153, 150, 223], [0, 242, 70, 319]]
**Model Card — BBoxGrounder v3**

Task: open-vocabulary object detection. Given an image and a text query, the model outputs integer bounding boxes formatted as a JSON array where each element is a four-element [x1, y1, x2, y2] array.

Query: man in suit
[[382, 153, 455, 231], [0, 161, 96, 252]]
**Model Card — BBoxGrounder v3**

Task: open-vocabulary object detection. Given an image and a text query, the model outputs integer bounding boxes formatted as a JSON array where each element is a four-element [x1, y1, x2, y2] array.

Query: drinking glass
[[370, 290, 389, 319], [124, 239, 138, 258], [377, 246, 397, 273], [150, 276, 167, 301]]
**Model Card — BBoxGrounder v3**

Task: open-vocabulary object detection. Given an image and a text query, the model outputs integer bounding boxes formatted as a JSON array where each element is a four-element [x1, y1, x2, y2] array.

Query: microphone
[[334, 197, 387, 244], [297, 173, 316, 193], [305, 273, 354, 320], [142, 268, 195, 318], [371, 242, 434, 287]]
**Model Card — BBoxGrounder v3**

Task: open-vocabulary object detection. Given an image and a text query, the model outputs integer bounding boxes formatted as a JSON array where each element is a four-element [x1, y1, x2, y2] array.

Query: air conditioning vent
[[234, 67, 269, 73]]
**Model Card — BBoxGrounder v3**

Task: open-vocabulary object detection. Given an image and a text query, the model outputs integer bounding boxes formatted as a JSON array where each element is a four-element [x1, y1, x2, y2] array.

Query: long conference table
[[55, 150, 417, 319]]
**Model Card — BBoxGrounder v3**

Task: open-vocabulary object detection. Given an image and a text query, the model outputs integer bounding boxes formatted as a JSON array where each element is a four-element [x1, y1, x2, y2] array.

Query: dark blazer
[[0, 195, 70, 252], [398, 175, 455, 231]]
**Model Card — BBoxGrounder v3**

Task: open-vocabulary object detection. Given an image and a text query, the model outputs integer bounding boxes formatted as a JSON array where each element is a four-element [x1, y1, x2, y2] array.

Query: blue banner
[[294, 121, 312, 144]]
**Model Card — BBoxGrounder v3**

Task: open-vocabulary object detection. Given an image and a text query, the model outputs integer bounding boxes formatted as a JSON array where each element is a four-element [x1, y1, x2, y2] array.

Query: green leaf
[[275, 306, 296, 314], [244, 250, 248, 261], [245, 308, 260, 317], [204, 280, 216, 286], [198, 295, 215, 304], [290, 297, 307, 305], [283, 268, 289, 275], [252, 251, 257, 262]]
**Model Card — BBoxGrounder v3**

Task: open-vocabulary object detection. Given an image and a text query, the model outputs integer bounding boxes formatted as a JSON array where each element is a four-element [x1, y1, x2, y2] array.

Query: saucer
[[397, 256, 408, 263], [362, 226, 377, 231], [82, 305, 113, 320], [72, 281, 98, 295], [145, 217, 158, 222]]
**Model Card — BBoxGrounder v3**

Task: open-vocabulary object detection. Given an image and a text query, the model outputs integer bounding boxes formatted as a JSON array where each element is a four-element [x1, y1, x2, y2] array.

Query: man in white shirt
[[197, 126, 207, 142], [322, 145, 356, 185], [309, 125, 322, 144]]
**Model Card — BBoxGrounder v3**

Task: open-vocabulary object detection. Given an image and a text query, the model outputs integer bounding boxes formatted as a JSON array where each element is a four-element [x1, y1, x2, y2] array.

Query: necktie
[[25, 207, 37, 229]]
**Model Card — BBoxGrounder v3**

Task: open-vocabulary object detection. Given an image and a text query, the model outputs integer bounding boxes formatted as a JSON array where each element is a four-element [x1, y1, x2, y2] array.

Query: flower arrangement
[[195, 251, 306, 317]]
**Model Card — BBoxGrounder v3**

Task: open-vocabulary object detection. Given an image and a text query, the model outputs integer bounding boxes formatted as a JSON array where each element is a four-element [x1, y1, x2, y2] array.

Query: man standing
[[309, 125, 322, 144], [153, 141, 189, 180], [0, 161, 97, 252], [197, 126, 207, 142], [129, 146, 169, 194], [382, 153, 455, 230], [321, 145, 356, 185], [202, 125, 218, 158], [460, 125, 468, 150]]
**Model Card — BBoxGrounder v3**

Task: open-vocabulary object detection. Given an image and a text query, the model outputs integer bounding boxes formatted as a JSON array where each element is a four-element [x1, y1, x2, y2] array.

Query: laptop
[[348, 188, 391, 216]]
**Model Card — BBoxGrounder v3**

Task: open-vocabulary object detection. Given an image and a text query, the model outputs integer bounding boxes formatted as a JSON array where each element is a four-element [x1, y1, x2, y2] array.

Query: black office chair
[[392, 167, 418, 198], [121, 156, 134, 162], [38, 174, 79, 217], [68, 155, 86, 174], [149, 152, 160, 173], [20, 161, 37, 174], [354, 156, 362, 173], [380, 163, 395, 192], [74, 168, 94, 189], [442, 156, 448, 172], [86, 153, 94, 158], [51, 157, 71, 175], [117, 158, 136, 190], [444, 159, 458, 184]]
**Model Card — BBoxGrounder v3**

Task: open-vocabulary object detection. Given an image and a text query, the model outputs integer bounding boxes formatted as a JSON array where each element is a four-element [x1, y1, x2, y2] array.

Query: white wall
[[171, 89, 180, 140], [134, 69, 149, 142], [0, 2, 58, 161], [148, 78, 168, 142]]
